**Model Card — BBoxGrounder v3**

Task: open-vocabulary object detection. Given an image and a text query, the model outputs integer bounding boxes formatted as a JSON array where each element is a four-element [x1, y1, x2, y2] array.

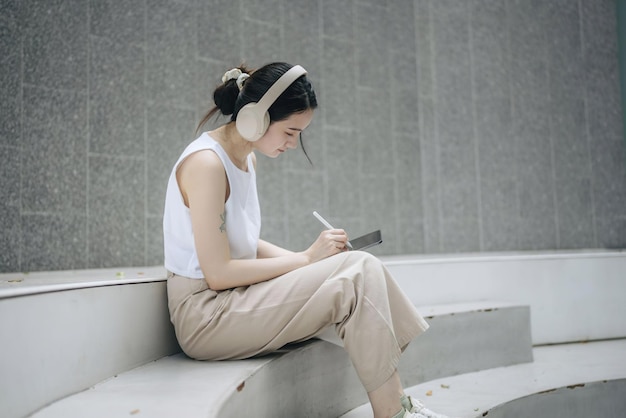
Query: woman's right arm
[[178, 150, 348, 291]]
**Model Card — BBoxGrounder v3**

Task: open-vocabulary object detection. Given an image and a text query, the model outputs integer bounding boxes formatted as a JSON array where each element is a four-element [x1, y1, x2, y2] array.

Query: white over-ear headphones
[[235, 65, 308, 142]]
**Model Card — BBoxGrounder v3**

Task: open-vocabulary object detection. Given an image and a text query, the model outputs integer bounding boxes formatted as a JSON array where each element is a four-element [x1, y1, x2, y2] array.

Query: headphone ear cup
[[236, 103, 270, 142]]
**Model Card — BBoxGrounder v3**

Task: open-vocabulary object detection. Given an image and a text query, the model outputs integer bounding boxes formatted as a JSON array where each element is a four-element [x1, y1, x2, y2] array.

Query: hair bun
[[213, 80, 238, 116], [213, 65, 252, 116]]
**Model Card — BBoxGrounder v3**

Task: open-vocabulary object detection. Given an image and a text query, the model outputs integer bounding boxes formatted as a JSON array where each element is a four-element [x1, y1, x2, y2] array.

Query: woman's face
[[254, 109, 314, 158]]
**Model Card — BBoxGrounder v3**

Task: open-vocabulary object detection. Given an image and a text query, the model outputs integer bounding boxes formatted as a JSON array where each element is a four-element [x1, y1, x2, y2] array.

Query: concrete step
[[384, 250, 626, 345], [399, 301, 533, 387], [30, 300, 531, 418], [340, 339, 626, 418], [4, 250, 623, 417], [0, 267, 179, 418]]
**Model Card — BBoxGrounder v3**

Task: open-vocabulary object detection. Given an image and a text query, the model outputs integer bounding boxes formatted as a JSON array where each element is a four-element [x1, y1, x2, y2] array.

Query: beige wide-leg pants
[[167, 251, 429, 392]]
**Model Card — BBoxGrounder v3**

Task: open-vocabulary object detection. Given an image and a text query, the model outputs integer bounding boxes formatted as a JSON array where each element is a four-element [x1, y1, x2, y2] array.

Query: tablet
[[349, 230, 382, 251]]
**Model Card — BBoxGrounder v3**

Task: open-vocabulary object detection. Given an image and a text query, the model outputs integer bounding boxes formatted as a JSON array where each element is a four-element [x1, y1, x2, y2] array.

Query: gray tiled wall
[[1, 0, 625, 273]]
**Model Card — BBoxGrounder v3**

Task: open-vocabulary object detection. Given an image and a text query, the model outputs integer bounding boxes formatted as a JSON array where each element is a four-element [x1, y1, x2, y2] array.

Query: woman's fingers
[[305, 229, 350, 263], [324, 229, 349, 250]]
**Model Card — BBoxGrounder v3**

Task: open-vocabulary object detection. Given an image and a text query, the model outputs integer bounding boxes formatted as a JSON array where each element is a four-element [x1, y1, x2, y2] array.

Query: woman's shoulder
[[177, 149, 227, 201], [180, 148, 224, 175]]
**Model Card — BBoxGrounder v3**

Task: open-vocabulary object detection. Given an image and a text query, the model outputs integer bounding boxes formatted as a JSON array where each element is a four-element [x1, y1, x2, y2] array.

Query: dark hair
[[197, 62, 318, 163]]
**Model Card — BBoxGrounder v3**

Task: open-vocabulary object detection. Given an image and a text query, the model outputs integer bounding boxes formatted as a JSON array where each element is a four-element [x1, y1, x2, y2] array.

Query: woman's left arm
[[257, 239, 294, 258]]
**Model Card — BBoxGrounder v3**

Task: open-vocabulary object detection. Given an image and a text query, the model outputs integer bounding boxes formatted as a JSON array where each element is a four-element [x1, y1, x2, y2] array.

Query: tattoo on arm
[[219, 212, 226, 233]]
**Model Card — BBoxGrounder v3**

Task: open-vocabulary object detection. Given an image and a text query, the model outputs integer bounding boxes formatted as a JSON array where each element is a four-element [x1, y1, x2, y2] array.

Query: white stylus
[[313, 211, 353, 250]]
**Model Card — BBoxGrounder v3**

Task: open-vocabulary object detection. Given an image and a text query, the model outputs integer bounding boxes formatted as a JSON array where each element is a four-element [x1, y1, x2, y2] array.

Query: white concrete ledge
[[0, 267, 178, 418], [385, 250, 626, 344], [32, 341, 358, 418], [483, 379, 626, 418], [341, 339, 626, 418], [3, 250, 624, 418], [30, 300, 532, 418], [0, 266, 167, 299]]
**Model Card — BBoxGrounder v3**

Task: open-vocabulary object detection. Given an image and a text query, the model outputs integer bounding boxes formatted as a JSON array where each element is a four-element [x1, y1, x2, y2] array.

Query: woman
[[163, 62, 448, 418]]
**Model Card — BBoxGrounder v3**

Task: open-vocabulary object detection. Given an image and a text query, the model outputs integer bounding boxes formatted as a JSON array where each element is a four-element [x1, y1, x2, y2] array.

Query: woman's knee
[[337, 251, 386, 286], [337, 249, 372, 262], [345, 250, 382, 269]]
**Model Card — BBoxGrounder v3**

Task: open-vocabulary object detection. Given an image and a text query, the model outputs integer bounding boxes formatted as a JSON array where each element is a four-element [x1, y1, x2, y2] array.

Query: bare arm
[[257, 239, 295, 258], [178, 150, 347, 291]]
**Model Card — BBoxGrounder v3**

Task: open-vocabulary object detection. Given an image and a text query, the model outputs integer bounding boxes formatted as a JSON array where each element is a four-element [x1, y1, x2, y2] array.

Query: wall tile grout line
[[468, 1, 484, 252], [143, 0, 148, 267], [18, 1, 24, 272], [545, 4, 560, 250], [579, 0, 598, 248], [85, 0, 91, 269]]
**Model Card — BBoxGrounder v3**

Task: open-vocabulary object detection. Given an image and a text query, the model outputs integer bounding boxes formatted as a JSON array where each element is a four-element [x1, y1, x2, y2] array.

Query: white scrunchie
[[221, 68, 250, 91]]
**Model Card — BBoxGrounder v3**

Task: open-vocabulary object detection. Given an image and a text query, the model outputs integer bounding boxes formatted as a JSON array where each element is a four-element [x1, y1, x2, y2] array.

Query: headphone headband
[[255, 65, 308, 113]]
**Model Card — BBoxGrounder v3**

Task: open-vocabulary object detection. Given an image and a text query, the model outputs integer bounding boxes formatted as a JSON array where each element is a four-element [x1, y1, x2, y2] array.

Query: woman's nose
[[286, 137, 298, 149]]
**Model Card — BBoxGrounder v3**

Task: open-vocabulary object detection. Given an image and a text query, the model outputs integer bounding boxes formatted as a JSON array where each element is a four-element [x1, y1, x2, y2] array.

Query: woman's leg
[[328, 251, 429, 392], [368, 371, 406, 418], [168, 251, 429, 411]]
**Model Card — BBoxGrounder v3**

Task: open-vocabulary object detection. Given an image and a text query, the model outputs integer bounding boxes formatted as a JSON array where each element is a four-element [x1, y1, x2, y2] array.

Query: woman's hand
[[303, 229, 349, 264]]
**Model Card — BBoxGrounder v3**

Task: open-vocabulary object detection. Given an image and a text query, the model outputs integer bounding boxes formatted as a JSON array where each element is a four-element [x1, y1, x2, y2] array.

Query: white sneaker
[[391, 407, 428, 418], [401, 395, 450, 418], [399, 410, 429, 418]]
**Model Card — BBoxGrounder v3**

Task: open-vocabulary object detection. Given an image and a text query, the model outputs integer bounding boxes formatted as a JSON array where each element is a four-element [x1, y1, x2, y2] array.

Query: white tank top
[[163, 133, 261, 279]]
